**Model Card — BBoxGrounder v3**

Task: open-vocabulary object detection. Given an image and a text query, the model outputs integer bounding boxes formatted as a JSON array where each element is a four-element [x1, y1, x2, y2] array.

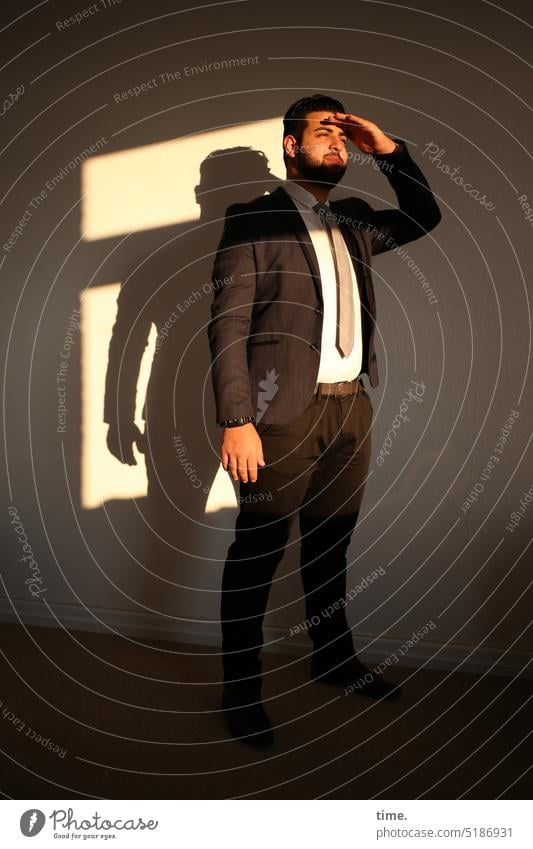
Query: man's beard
[[296, 152, 347, 187]]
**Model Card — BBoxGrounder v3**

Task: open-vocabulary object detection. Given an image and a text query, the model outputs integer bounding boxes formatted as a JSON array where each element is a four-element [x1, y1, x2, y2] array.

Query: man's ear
[[283, 134, 298, 160]]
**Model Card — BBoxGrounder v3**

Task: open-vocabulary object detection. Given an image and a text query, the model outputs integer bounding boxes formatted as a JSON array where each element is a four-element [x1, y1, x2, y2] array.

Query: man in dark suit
[[208, 94, 441, 747]]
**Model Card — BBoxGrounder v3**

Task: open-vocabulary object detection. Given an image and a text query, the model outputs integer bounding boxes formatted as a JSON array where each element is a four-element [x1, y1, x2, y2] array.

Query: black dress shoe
[[311, 656, 401, 700], [221, 689, 274, 748]]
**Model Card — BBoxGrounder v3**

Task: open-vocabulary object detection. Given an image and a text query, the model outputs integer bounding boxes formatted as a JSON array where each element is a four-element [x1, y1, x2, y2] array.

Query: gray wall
[[2, 0, 532, 676]]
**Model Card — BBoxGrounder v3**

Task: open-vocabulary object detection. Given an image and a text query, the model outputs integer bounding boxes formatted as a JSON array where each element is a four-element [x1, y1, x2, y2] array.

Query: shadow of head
[[195, 146, 279, 221]]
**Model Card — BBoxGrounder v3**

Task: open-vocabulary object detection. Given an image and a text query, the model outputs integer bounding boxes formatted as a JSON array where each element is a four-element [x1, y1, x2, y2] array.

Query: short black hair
[[283, 93, 346, 164]]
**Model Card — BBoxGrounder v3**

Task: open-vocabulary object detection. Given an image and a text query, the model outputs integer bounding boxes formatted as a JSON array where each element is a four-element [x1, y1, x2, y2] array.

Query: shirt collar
[[281, 179, 328, 212]]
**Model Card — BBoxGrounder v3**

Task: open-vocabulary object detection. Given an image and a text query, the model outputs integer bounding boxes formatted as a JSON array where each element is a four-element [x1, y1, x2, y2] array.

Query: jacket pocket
[[247, 337, 280, 346]]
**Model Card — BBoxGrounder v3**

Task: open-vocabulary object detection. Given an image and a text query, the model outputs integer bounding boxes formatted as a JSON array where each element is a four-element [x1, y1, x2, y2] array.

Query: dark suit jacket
[[208, 138, 441, 426]]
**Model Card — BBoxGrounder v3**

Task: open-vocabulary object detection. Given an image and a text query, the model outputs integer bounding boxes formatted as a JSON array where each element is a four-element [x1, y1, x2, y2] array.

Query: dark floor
[[0, 622, 531, 799]]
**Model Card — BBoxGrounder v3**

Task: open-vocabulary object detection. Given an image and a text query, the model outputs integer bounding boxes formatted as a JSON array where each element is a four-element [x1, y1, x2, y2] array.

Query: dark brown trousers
[[221, 384, 373, 696]]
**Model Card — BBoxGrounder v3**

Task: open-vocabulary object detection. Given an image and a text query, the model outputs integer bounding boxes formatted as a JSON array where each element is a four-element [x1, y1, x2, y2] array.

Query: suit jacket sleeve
[[351, 138, 442, 255], [207, 203, 257, 424]]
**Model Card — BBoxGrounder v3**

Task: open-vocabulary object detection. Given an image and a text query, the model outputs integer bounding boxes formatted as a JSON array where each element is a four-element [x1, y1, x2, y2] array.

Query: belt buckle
[[335, 380, 351, 397], [317, 378, 359, 398]]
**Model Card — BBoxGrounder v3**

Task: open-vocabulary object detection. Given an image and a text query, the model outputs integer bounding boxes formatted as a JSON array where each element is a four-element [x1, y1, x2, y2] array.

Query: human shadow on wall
[[103, 147, 280, 622]]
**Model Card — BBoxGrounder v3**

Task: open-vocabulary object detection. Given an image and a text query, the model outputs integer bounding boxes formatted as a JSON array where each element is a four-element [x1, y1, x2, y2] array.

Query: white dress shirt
[[281, 179, 363, 387]]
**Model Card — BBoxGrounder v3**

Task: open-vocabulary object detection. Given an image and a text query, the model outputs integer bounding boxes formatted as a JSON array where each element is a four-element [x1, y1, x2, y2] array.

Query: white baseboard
[[0, 597, 531, 680]]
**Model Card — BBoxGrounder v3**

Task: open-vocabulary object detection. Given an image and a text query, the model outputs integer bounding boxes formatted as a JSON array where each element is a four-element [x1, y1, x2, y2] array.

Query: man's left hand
[[322, 112, 397, 155]]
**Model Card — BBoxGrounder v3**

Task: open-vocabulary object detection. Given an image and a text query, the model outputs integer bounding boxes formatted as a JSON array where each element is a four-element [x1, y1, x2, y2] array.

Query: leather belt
[[315, 377, 364, 398]]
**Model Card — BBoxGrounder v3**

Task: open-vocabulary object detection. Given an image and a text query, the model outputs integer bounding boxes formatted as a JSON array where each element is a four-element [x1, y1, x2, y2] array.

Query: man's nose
[[329, 141, 344, 156]]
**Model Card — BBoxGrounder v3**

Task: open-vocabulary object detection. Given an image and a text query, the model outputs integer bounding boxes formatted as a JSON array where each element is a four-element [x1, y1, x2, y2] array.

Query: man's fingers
[[247, 457, 258, 483], [225, 455, 261, 483], [221, 448, 229, 471], [227, 456, 239, 480], [230, 459, 247, 483], [324, 112, 373, 133], [225, 455, 249, 482], [333, 111, 368, 125]]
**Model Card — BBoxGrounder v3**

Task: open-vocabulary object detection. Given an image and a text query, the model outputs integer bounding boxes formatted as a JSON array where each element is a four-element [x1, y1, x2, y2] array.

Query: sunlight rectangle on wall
[[81, 282, 157, 509], [81, 118, 283, 240]]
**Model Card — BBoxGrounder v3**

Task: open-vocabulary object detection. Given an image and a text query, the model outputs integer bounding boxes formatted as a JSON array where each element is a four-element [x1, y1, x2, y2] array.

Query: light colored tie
[[313, 202, 354, 357]]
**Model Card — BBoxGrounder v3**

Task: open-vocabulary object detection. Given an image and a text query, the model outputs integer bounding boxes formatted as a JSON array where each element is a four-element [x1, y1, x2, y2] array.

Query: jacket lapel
[[268, 187, 373, 313], [269, 187, 323, 304]]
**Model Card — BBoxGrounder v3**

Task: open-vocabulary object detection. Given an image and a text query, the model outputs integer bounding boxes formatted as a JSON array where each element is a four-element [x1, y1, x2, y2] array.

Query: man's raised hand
[[322, 112, 397, 155]]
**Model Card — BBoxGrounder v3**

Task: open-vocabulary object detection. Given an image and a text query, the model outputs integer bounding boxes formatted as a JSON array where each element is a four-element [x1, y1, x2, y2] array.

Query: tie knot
[[313, 201, 332, 222]]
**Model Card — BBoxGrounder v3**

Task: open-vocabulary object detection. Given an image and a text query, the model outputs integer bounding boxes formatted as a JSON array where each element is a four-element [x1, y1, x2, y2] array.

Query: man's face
[[287, 110, 348, 186]]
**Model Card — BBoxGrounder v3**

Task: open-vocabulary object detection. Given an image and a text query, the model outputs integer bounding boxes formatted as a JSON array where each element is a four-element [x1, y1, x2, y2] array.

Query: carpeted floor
[[0, 622, 531, 799]]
